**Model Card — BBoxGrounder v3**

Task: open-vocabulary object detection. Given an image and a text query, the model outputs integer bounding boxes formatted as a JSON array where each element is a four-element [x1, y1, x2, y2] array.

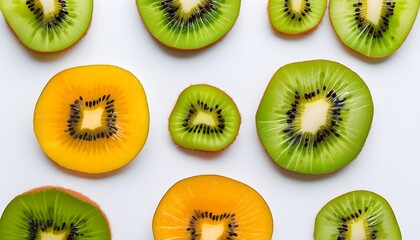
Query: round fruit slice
[[0, 0, 93, 52], [268, 0, 327, 35], [256, 60, 373, 174], [0, 186, 111, 239], [329, 0, 420, 58], [136, 0, 241, 50], [169, 84, 241, 152], [315, 190, 401, 240], [153, 175, 273, 239], [34, 65, 150, 174]]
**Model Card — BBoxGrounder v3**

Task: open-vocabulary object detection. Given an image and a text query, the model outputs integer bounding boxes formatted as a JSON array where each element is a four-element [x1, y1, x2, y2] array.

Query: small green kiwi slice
[[268, 0, 327, 35], [0, 0, 93, 52], [314, 190, 401, 240], [169, 84, 241, 151], [136, 0, 241, 50], [329, 0, 420, 58], [0, 186, 111, 239], [256, 60, 373, 174]]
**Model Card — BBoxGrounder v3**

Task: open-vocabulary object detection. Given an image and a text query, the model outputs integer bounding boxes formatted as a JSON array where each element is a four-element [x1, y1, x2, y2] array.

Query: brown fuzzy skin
[[267, 0, 327, 36], [135, 0, 241, 51], [21, 186, 111, 237], [2, 7, 93, 54]]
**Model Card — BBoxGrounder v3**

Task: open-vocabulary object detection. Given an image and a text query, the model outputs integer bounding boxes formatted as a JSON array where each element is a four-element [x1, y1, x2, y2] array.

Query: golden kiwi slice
[[33, 65, 150, 174], [153, 175, 273, 239]]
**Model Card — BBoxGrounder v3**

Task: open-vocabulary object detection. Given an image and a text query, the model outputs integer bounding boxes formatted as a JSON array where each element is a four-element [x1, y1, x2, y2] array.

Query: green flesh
[[0, 0, 93, 52], [329, 0, 419, 58], [0, 188, 110, 239], [256, 60, 373, 174], [169, 84, 240, 151], [268, 0, 327, 34], [315, 190, 401, 240], [136, 0, 241, 50]]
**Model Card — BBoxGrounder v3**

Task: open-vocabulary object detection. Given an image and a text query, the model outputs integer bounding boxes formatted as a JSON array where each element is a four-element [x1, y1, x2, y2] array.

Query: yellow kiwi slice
[[153, 175, 273, 239], [33, 65, 150, 174]]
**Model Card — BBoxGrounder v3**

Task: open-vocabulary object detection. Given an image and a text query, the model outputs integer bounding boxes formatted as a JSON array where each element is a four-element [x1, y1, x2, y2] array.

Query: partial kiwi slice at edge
[[314, 190, 401, 240], [169, 84, 241, 152], [153, 174, 273, 239], [0, 186, 111, 239], [268, 0, 327, 35], [136, 0, 241, 50], [256, 60, 373, 174], [329, 0, 420, 58], [0, 0, 93, 52], [33, 65, 150, 174]]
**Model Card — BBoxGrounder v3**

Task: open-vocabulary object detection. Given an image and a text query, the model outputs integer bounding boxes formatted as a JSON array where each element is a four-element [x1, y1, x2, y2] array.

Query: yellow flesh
[[201, 223, 224, 240], [40, 231, 67, 240], [34, 65, 149, 174]]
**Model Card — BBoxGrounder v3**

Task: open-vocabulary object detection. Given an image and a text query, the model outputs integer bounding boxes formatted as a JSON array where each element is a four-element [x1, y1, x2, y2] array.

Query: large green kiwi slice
[[136, 0, 241, 50], [0, 0, 93, 52], [329, 0, 419, 58], [0, 186, 111, 239], [169, 84, 241, 151], [268, 0, 327, 35], [256, 60, 373, 174], [314, 190, 401, 240]]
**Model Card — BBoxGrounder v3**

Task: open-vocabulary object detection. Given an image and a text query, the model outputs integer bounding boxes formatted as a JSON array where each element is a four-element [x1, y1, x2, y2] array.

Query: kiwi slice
[[153, 175, 273, 239], [0, 0, 93, 53], [268, 0, 327, 35], [256, 60, 373, 174], [314, 190, 401, 240], [169, 84, 241, 152], [329, 0, 420, 58], [0, 186, 111, 239], [33, 65, 150, 174], [136, 0, 241, 50]]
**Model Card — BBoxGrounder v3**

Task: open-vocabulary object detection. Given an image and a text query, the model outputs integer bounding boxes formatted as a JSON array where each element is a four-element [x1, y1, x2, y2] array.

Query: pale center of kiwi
[[201, 223, 224, 240], [81, 108, 104, 130], [193, 112, 215, 126], [300, 99, 330, 133], [366, 0, 382, 25], [291, 0, 304, 12], [179, 0, 203, 12], [40, 231, 67, 240], [39, 0, 57, 16], [348, 219, 367, 240]]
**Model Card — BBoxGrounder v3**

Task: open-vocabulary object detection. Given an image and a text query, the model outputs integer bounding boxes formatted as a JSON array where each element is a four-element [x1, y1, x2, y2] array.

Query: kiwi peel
[[256, 60, 373, 174], [33, 65, 150, 174], [153, 175, 273, 239], [169, 84, 241, 152], [268, 0, 327, 35], [136, 0, 241, 50], [0, 0, 93, 52], [0, 186, 111, 239], [315, 190, 401, 240], [329, 0, 420, 58]]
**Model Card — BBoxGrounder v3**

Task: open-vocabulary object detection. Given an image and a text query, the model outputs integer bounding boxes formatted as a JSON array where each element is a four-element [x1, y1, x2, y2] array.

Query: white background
[[0, 1, 419, 239]]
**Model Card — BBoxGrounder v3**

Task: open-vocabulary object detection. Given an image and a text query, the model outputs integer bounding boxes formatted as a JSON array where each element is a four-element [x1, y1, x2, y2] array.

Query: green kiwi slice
[[329, 0, 420, 58], [136, 0, 241, 50], [268, 0, 327, 35], [0, 187, 111, 239], [169, 84, 241, 151], [256, 60, 373, 174], [314, 190, 402, 240], [0, 0, 93, 52]]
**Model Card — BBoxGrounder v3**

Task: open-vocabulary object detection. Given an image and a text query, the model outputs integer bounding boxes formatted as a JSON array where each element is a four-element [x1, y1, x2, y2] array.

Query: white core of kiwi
[[40, 231, 67, 239], [367, 0, 383, 25], [291, 0, 304, 12], [179, 0, 203, 12], [300, 99, 330, 133], [349, 219, 367, 239], [80, 108, 103, 130], [201, 223, 224, 240], [40, 0, 57, 15], [192, 112, 216, 126]]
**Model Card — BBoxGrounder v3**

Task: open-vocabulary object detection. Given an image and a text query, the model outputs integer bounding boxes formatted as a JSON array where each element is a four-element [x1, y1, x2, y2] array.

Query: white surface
[[0, 1, 419, 239]]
